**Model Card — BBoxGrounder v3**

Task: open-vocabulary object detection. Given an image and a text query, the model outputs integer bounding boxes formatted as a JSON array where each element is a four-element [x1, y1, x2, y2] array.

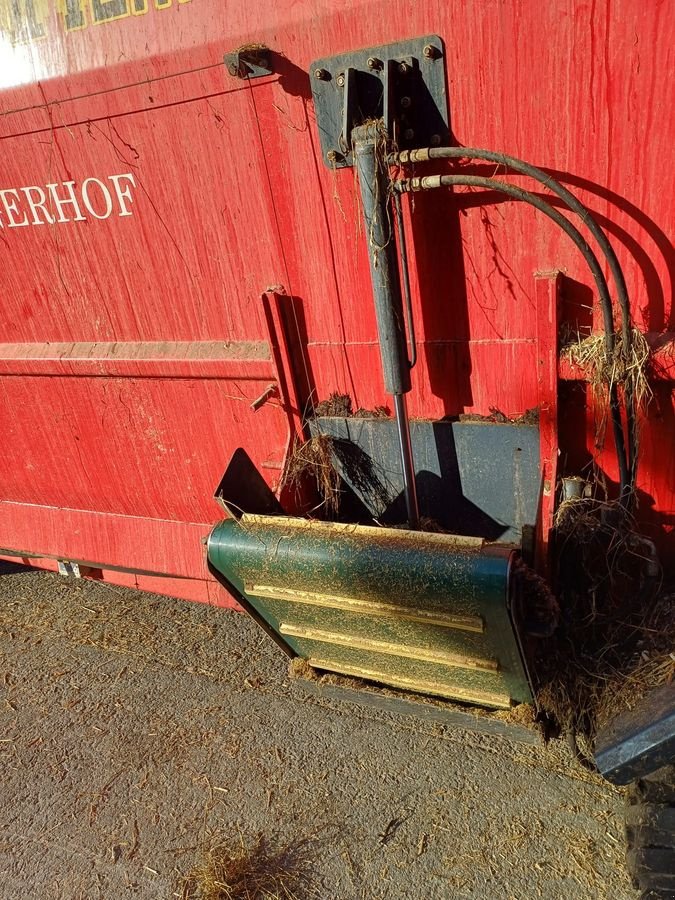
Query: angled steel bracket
[[224, 45, 274, 79]]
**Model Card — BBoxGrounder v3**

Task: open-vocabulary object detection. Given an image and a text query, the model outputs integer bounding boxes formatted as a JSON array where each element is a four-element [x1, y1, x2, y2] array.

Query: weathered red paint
[[0, 0, 673, 594], [535, 273, 561, 575]]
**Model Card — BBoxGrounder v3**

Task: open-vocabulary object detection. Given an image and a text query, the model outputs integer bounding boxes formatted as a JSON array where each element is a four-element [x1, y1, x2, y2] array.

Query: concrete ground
[[0, 565, 635, 900]]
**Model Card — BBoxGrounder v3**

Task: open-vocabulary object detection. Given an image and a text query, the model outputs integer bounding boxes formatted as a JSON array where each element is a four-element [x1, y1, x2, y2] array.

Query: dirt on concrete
[[0, 565, 635, 900]]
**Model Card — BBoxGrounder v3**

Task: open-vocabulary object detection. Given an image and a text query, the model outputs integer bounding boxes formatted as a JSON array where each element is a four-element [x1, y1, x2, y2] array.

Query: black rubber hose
[[391, 147, 637, 485], [394, 172, 630, 500]]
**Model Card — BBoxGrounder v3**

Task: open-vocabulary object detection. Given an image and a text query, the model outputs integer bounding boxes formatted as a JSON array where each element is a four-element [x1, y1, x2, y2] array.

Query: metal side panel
[[595, 683, 675, 784], [208, 515, 532, 708]]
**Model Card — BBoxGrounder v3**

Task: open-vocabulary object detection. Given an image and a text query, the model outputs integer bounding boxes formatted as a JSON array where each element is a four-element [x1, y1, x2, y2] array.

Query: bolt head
[[400, 96, 412, 109], [367, 56, 383, 70], [423, 44, 438, 59], [404, 128, 415, 141], [430, 133, 441, 146], [336, 73, 345, 87], [398, 62, 410, 74], [314, 67, 330, 80], [327, 149, 339, 162]]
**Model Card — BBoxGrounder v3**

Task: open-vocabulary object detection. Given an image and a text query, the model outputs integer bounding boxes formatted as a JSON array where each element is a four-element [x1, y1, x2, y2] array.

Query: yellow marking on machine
[[249, 583, 484, 633], [239, 513, 485, 549], [307, 658, 511, 709], [0, 0, 190, 45], [279, 624, 499, 672]]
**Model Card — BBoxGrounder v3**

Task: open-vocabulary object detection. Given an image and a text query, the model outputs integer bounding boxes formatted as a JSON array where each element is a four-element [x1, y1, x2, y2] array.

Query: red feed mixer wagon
[[0, 2, 673, 893]]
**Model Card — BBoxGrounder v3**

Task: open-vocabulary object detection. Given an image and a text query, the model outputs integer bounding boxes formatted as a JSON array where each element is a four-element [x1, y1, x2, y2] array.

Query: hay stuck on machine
[[536, 489, 674, 755], [282, 434, 343, 517], [563, 328, 652, 408]]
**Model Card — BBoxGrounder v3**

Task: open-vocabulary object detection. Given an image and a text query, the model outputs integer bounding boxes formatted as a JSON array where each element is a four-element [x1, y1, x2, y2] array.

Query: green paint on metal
[[208, 515, 532, 708]]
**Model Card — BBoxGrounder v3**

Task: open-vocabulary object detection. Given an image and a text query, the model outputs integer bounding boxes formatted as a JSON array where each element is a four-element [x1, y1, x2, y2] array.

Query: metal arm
[[353, 123, 420, 529]]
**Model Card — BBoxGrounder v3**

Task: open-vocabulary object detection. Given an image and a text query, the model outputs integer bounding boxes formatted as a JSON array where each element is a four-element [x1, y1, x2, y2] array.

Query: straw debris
[[289, 658, 542, 735], [281, 426, 392, 520], [563, 327, 652, 411], [537, 494, 673, 750], [511, 558, 559, 637], [537, 596, 674, 742], [459, 407, 539, 425], [330, 438, 391, 513], [282, 434, 342, 516], [313, 393, 353, 417], [313, 392, 389, 419], [182, 832, 316, 900], [352, 405, 389, 418], [553, 494, 633, 544], [288, 657, 315, 681]]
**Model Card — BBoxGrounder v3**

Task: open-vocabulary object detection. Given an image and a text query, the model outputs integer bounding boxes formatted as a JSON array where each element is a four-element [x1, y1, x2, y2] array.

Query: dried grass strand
[[182, 832, 317, 900], [563, 327, 653, 411], [281, 434, 342, 516], [538, 494, 673, 744]]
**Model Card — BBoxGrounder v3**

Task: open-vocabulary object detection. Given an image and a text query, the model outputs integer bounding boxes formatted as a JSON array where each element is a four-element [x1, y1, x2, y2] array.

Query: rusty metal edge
[[289, 668, 542, 745]]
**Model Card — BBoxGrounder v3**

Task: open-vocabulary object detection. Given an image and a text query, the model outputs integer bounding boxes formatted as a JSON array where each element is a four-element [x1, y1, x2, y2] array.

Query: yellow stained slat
[[239, 514, 484, 549], [279, 623, 499, 673], [248, 583, 484, 633], [308, 658, 511, 708]]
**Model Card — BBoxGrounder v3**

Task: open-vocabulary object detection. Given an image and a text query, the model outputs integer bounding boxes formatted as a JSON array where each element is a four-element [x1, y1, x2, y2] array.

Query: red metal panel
[[0, 501, 209, 577], [535, 273, 561, 574], [0, 371, 288, 520], [0, 0, 673, 587], [0, 553, 236, 608]]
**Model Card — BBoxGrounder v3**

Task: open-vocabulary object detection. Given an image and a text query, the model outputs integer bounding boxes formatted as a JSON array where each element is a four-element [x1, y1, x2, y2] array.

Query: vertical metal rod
[[393, 191, 417, 369], [353, 124, 420, 528], [394, 393, 420, 530]]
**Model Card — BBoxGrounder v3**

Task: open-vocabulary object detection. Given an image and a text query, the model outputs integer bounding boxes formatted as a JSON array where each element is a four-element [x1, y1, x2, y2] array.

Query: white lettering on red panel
[[0, 173, 136, 227]]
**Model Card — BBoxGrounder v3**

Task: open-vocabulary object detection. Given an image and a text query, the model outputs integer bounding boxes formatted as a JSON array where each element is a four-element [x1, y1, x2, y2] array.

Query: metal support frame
[[224, 45, 274, 79]]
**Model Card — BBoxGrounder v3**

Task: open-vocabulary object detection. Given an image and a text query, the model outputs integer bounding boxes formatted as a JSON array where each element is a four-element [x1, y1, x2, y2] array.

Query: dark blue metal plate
[[309, 417, 541, 544], [595, 683, 675, 784], [309, 35, 450, 168]]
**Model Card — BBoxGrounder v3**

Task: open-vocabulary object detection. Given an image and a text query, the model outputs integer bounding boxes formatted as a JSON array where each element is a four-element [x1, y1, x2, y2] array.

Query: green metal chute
[[208, 515, 531, 708]]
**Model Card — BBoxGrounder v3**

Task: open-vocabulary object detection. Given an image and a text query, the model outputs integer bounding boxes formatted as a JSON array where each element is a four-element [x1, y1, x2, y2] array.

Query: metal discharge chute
[[207, 35, 640, 729]]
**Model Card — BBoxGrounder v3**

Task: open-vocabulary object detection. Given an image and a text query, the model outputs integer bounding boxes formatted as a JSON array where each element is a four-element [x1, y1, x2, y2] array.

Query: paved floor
[[0, 565, 635, 899]]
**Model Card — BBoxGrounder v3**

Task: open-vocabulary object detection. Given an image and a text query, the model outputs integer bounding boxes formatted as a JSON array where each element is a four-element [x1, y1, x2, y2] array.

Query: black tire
[[626, 765, 675, 900]]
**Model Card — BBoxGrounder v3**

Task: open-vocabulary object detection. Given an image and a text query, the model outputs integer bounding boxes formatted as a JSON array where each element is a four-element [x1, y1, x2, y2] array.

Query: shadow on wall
[[408, 186, 473, 416], [405, 154, 674, 416], [458, 162, 674, 332], [546, 166, 675, 332], [556, 373, 675, 551]]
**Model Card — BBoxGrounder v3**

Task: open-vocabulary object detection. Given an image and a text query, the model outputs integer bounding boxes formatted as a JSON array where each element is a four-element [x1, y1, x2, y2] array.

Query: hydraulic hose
[[394, 172, 630, 501], [391, 147, 637, 486]]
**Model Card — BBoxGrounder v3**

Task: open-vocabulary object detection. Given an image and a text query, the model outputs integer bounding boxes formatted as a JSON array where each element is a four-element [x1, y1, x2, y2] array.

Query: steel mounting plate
[[309, 35, 450, 168]]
